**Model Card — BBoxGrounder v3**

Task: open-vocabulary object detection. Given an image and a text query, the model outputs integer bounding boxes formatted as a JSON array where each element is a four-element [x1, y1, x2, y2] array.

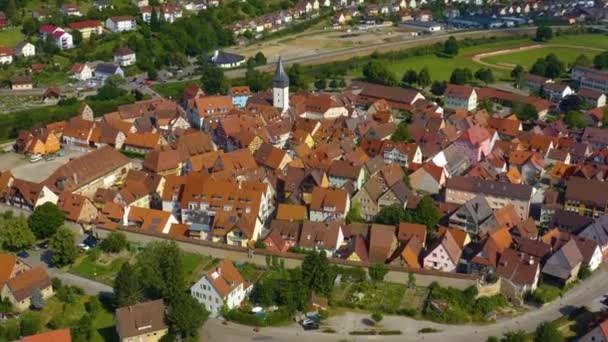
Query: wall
[[95, 226, 480, 290]]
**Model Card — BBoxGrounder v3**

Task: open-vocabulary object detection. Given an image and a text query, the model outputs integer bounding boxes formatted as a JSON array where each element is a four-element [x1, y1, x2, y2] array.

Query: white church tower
[[273, 57, 289, 113]]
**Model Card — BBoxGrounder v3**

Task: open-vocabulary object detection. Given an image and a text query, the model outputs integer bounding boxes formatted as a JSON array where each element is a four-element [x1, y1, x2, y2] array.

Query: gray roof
[[579, 215, 608, 250], [447, 176, 533, 201], [542, 239, 583, 280], [95, 63, 120, 75], [273, 57, 289, 88], [459, 195, 493, 224], [442, 144, 470, 176], [211, 50, 245, 65]]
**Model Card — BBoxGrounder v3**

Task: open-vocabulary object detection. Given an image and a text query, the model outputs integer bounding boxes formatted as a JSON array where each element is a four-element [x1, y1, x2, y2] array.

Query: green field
[[482, 46, 599, 70], [351, 34, 608, 82], [0, 28, 24, 47]]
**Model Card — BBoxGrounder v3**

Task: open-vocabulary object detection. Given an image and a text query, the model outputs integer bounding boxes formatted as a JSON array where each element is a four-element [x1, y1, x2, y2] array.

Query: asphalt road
[[201, 265, 608, 342]]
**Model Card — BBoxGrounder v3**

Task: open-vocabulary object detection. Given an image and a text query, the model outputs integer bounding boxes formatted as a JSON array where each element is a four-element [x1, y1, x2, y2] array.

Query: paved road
[[202, 265, 608, 341]]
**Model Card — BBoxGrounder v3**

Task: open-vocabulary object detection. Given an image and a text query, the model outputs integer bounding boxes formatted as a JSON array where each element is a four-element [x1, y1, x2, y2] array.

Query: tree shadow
[[97, 326, 119, 342]]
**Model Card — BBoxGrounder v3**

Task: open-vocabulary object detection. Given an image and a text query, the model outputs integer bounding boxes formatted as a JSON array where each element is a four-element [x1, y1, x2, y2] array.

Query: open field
[[0, 28, 25, 48], [480, 45, 603, 70], [348, 33, 608, 82]]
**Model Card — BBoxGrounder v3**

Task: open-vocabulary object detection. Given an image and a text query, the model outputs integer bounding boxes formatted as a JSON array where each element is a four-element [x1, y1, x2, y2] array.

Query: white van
[[29, 154, 42, 163]]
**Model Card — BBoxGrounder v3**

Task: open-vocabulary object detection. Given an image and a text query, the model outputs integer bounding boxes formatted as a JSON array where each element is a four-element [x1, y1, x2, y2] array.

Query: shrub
[[419, 327, 441, 333], [379, 330, 402, 335], [371, 312, 383, 323], [532, 285, 562, 304], [396, 308, 417, 317]]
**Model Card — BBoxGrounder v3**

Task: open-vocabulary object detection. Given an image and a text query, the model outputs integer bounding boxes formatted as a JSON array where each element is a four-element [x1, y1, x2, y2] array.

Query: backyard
[[69, 247, 219, 286], [332, 281, 429, 314]]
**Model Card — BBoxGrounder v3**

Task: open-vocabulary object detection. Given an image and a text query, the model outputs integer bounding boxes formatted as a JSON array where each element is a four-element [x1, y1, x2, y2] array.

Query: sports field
[[350, 33, 608, 82]]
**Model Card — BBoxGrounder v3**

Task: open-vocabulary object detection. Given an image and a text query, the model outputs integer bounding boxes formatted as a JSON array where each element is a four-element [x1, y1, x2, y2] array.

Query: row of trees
[[374, 196, 440, 232], [487, 319, 564, 342]]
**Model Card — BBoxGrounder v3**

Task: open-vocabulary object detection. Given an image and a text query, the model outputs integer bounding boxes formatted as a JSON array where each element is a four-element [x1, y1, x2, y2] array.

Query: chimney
[[72, 173, 78, 185], [528, 256, 534, 265]]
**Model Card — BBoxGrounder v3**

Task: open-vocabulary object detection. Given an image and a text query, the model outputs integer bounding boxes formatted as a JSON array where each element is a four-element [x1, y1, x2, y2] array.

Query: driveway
[[202, 265, 608, 341], [4, 150, 86, 183]]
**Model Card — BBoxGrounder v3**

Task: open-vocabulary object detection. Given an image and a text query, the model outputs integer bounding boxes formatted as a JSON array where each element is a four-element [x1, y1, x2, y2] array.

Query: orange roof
[[437, 226, 469, 248], [0, 253, 16, 290], [22, 328, 71, 342], [506, 167, 522, 184], [6, 266, 51, 301], [400, 235, 422, 268], [124, 132, 161, 149], [397, 222, 427, 246], [205, 260, 245, 298], [276, 204, 307, 221]]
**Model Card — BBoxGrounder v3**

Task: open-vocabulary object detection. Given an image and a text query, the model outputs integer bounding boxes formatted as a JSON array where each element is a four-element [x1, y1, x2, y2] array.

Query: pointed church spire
[[273, 56, 289, 88]]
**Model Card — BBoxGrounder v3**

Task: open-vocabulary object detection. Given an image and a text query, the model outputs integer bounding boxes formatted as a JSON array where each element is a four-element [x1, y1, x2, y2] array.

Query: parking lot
[[0, 150, 86, 182]]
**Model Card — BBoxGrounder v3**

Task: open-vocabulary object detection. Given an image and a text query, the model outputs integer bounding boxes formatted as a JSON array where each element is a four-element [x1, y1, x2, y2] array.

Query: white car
[[78, 243, 90, 251], [29, 154, 42, 163]]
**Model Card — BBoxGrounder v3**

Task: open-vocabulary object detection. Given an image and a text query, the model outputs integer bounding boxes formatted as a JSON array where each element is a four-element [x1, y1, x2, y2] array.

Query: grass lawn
[[183, 252, 216, 284], [349, 33, 608, 82], [70, 253, 129, 285], [342, 282, 407, 313], [399, 286, 430, 311], [0, 28, 25, 48], [482, 47, 599, 70], [235, 262, 266, 283]]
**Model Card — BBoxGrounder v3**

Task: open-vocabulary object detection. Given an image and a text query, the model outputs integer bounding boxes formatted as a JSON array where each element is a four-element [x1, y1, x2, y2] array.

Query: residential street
[[201, 265, 608, 341]]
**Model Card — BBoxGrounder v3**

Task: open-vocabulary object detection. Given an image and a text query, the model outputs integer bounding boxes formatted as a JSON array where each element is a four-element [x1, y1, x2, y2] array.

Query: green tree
[[28, 202, 65, 239], [530, 58, 548, 77], [136, 241, 186, 302], [535, 26, 553, 42], [6, 0, 15, 19], [72, 29, 83, 46], [1, 217, 35, 251], [533, 321, 564, 342], [487, 338, 499, 342], [362, 60, 397, 86], [450, 68, 472, 85], [375, 204, 409, 226], [418, 67, 431, 88], [412, 195, 440, 232], [573, 54, 592, 68], [544, 53, 565, 78], [147, 68, 158, 81], [150, 9, 160, 31], [594, 51, 608, 69], [50, 227, 79, 267], [105, 74, 126, 88], [245, 66, 271, 92], [167, 293, 210, 338], [114, 263, 143, 307], [22, 18, 37, 36], [254, 51, 267, 65], [430, 80, 447, 96], [200, 61, 228, 94], [443, 36, 459, 56], [513, 102, 539, 122], [475, 68, 494, 84], [511, 65, 525, 84], [30, 288, 44, 310], [72, 314, 93, 342], [402, 69, 418, 85], [346, 202, 364, 224], [564, 111, 586, 129], [314, 77, 327, 90], [287, 63, 310, 90], [603, 107, 608, 127], [329, 79, 339, 89], [369, 263, 388, 282], [301, 251, 334, 296], [391, 122, 411, 142], [21, 312, 42, 336], [100, 231, 128, 253]]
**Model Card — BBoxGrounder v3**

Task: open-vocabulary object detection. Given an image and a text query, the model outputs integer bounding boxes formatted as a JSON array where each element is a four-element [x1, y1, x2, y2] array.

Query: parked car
[[82, 235, 98, 248], [17, 251, 29, 259], [301, 320, 319, 331], [78, 243, 90, 252]]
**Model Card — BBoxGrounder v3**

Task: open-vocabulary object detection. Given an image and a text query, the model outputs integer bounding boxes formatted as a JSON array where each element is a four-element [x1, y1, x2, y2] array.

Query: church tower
[[273, 57, 289, 113]]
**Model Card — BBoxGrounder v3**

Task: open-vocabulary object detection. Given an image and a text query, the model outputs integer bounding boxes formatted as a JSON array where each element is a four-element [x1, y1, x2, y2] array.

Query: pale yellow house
[[116, 299, 168, 342]]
